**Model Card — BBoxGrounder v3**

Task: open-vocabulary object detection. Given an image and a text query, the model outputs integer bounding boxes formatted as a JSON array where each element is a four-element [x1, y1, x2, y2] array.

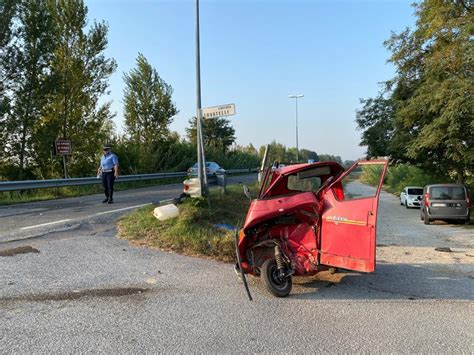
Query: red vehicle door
[[319, 160, 388, 272]]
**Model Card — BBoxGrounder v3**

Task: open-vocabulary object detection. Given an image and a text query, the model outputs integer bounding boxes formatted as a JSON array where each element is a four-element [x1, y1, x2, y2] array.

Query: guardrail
[[0, 168, 258, 192]]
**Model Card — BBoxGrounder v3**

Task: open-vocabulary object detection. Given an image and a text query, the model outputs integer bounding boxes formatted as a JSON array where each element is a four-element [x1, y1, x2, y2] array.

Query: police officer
[[97, 145, 119, 204]]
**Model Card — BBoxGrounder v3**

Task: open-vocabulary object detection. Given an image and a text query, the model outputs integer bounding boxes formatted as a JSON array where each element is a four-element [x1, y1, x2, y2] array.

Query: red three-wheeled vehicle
[[235, 160, 388, 298]]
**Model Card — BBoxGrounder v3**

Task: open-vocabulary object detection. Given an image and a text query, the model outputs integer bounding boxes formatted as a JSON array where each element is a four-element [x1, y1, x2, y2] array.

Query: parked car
[[400, 186, 423, 208], [421, 184, 471, 225], [187, 162, 225, 177]]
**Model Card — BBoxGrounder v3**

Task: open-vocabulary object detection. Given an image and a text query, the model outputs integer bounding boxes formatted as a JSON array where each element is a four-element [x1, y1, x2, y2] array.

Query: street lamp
[[288, 94, 304, 162]]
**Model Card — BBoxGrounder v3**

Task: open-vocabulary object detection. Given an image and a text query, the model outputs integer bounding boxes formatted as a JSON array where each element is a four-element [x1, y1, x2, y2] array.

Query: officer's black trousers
[[102, 171, 115, 200]]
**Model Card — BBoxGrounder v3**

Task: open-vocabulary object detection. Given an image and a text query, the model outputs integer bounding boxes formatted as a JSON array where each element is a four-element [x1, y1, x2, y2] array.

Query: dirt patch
[[0, 287, 150, 302], [0, 246, 40, 257]]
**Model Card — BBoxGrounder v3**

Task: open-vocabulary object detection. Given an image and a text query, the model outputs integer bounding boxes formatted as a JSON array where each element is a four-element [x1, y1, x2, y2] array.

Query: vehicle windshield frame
[[407, 188, 423, 195]]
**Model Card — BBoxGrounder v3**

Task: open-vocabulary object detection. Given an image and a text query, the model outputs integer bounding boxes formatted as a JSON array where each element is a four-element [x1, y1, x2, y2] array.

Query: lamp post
[[288, 94, 304, 162], [195, 0, 207, 196]]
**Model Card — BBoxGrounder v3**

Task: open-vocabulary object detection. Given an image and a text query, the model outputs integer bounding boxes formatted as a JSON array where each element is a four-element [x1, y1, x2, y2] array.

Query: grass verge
[[118, 184, 253, 262]]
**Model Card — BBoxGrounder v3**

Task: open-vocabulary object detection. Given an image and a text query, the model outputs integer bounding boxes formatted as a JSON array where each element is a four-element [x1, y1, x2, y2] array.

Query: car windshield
[[407, 188, 423, 195], [431, 186, 465, 200]]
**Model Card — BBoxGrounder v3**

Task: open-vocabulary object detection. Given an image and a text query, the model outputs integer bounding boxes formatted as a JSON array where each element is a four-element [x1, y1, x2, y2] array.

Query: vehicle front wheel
[[405, 201, 409, 209], [261, 259, 292, 298]]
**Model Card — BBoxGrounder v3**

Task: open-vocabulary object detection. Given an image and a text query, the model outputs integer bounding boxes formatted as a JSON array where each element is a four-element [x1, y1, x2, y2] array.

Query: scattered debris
[[145, 277, 157, 285], [0, 246, 40, 257], [153, 204, 179, 221], [435, 247, 452, 253]]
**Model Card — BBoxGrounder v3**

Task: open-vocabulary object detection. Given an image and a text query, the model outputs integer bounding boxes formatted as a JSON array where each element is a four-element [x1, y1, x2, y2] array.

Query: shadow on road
[[284, 263, 473, 301]]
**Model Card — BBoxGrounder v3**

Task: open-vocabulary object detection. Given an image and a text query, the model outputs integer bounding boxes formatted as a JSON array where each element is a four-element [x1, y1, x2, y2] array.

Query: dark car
[[421, 184, 471, 225]]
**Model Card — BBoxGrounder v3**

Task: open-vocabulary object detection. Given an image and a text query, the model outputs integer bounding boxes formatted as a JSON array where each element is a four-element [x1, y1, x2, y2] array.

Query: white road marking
[[17, 202, 163, 232], [94, 203, 152, 216], [20, 219, 72, 230]]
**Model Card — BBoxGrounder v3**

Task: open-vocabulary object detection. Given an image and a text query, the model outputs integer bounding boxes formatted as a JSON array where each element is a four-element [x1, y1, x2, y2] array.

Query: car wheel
[[465, 211, 471, 225], [261, 259, 292, 298], [400, 199, 403, 206], [405, 201, 409, 209], [423, 211, 430, 225]]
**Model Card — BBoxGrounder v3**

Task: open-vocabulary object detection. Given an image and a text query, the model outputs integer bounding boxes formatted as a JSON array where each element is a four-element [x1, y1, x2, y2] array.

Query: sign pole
[[62, 155, 68, 179], [195, 0, 207, 196]]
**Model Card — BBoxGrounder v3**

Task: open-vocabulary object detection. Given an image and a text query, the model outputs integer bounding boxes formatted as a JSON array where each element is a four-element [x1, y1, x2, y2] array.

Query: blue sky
[[85, 0, 415, 161]]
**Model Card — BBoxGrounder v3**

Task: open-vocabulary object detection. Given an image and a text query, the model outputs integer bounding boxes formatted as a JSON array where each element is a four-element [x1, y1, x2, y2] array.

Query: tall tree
[[355, 94, 396, 159], [2, 1, 54, 179], [34, 0, 117, 177], [186, 116, 236, 152], [123, 53, 178, 146], [0, 0, 18, 171], [357, 0, 473, 182]]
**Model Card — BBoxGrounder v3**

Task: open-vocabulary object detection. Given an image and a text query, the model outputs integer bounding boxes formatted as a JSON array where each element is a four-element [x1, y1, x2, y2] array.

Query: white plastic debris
[[153, 204, 180, 221], [183, 177, 201, 198]]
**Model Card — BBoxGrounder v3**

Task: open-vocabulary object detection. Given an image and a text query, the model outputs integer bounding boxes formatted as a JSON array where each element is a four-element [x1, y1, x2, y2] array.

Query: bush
[[361, 163, 455, 194]]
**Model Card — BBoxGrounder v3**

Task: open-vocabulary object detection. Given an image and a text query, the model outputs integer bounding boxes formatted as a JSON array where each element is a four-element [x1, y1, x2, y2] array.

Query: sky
[[85, 0, 416, 161]]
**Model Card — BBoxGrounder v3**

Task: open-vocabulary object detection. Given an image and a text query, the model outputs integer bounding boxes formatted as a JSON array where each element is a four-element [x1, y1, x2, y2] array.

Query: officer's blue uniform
[[100, 151, 118, 202]]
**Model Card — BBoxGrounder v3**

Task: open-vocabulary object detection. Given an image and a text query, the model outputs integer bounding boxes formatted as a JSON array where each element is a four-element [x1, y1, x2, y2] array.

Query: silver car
[[400, 186, 423, 208], [421, 184, 471, 225], [187, 162, 226, 177]]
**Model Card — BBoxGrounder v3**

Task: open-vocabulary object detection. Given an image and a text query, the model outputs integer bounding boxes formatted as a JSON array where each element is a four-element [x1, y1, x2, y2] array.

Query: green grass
[[118, 184, 254, 262], [0, 177, 182, 205]]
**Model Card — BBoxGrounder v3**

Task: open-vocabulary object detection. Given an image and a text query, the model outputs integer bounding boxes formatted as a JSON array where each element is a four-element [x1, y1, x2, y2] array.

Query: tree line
[[356, 0, 473, 184], [0, 0, 256, 180], [0, 0, 345, 181]]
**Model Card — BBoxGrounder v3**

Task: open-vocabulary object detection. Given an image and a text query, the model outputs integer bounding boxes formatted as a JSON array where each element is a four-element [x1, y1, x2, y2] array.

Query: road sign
[[201, 103, 236, 119], [55, 140, 72, 155]]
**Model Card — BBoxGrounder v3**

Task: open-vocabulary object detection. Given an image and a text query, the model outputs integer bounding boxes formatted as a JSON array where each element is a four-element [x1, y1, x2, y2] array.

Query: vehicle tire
[[405, 201, 409, 209], [465, 211, 471, 225], [423, 211, 430, 225], [400, 199, 403, 206], [261, 259, 292, 298]]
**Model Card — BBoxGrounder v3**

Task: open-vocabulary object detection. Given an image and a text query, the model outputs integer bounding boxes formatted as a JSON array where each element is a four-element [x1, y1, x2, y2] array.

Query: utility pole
[[288, 94, 304, 162], [195, 0, 207, 196]]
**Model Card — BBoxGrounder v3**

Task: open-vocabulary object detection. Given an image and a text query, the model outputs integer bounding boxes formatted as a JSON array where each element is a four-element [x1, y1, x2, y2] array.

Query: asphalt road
[[1, 180, 473, 353]]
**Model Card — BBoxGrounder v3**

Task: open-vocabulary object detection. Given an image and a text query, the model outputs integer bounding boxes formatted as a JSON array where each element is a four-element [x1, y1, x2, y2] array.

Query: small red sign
[[55, 140, 72, 155]]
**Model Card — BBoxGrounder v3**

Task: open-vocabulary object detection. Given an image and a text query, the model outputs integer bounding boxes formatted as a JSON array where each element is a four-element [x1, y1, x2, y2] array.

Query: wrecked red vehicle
[[235, 160, 388, 298]]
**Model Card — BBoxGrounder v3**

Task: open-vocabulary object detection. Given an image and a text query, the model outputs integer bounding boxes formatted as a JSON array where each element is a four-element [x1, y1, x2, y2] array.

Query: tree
[[318, 154, 343, 165], [33, 0, 117, 177], [186, 116, 236, 152], [297, 149, 319, 162], [0, 0, 18, 174], [124, 53, 178, 146], [357, 0, 473, 182], [356, 95, 396, 159], [258, 141, 287, 164], [1, 1, 55, 179]]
